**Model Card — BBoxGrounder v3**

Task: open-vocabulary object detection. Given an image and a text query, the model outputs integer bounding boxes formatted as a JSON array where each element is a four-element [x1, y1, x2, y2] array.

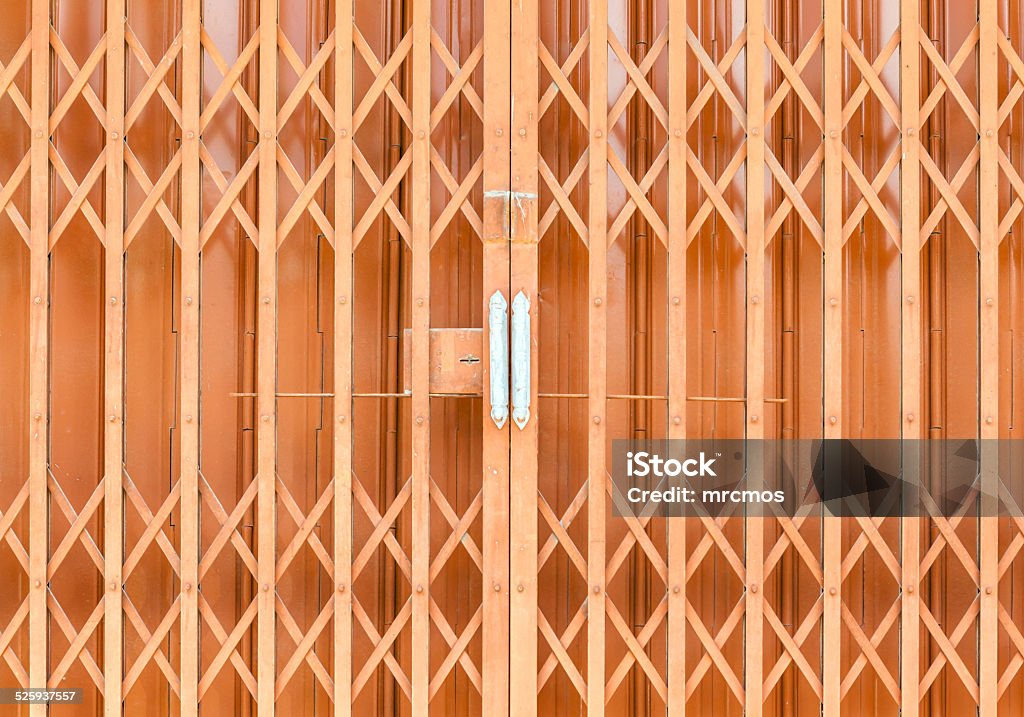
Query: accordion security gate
[[3, 0, 1024, 715]]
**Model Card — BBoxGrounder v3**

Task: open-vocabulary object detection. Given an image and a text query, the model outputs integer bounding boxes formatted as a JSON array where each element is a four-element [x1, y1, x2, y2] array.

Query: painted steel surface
[[0, 0, 1022, 714]]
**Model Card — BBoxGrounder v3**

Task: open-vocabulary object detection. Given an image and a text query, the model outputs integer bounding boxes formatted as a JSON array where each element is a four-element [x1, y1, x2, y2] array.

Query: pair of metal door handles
[[488, 290, 530, 430]]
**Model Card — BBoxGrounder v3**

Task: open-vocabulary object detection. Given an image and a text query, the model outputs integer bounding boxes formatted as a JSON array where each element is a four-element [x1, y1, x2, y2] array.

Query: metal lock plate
[[402, 328, 484, 395]]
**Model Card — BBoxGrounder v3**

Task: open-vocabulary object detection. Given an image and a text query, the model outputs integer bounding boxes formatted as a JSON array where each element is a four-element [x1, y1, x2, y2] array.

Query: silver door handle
[[489, 291, 509, 429], [511, 291, 530, 430]]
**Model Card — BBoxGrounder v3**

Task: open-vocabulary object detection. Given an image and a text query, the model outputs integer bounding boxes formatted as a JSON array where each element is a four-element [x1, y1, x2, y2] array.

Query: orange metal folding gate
[[2, 0, 1024, 714]]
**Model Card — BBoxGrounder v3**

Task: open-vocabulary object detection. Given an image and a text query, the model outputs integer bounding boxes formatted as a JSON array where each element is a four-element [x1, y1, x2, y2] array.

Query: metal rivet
[[750, 127, 760, 136], [829, 130, 838, 138], [673, 416, 681, 425], [986, 297, 994, 306], [261, 414, 270, 422], [518, 128, 526, 137], [262, 296, 270, 304], [986, 586, 993, 595], [986, 416, 994, 424], [751, 295, 760, 304], [673, 129, 681, 138], [417, 130, 425, 139], [34, 130, 43, 138], [110, 581, 118, 591], [750, 583, 758, 593], [986, 130, 994, 138], [185, 415, 193, 423], [338, 583, 346, 593], [109, 414, 117, 423], [340, 129, 348, 138], [263, 583, 270, 592], [906, 413, 915, 423], [416, 416, 424, 425], [829, 297, 838, 306], [495, 128, 503, 136], [672, 585, 680, 594], [339, 296, 347, 304], [185, 296, 193, 305], [907, 127, 916, 136], [907, 585, 915, 594], [517, 584, 524, 592], [34, 580, 41, 588], [829, 587, 837, 596], [493, 583, 501, 592], [184, 582, 192, 592], [829, 416, 837, 425], [110, 296, 118, 305], [593, 416, 601, 425], [416, 298, 424, 307], [33, 296, 42, 305], [593, 297, 602, 306], [750, 415, 759, 423], [264, 131, 272, 139], [33, 413, 41, 421], [906, 295, 915, 304], [416, 585, 424, 593], [595, 130, 603, 138], [593, 585, 601, 594], [111, 131, 119, 140], [672, 296, 680, 305], [338, 415, 346, 423], [186, 131, 195, 139]]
